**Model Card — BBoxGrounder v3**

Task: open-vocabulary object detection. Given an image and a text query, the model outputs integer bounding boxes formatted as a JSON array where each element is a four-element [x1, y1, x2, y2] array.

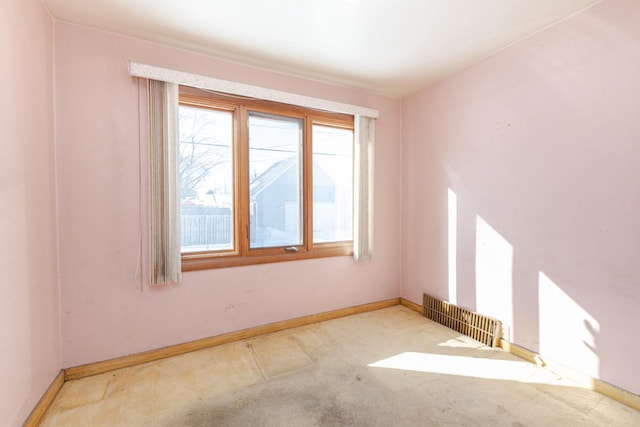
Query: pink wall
[[9, 1, 637, 420], [0, 1, 61, 425], [53, 22, 402, 368], [402, 0, 640, 394]]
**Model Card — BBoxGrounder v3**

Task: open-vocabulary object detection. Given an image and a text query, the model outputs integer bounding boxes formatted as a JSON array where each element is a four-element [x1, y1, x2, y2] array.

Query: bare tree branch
[[178, 108, 229, 200]]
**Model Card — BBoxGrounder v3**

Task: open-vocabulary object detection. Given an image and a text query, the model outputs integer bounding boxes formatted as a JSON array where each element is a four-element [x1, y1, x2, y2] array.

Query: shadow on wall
[[445, 186, 601, 382]]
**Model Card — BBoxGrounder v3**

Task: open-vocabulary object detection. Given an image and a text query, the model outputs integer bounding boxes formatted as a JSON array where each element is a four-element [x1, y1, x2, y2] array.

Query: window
[[179, 105, 234, 253], [312, 124, 353, 243], [178, 86, 354, 270]]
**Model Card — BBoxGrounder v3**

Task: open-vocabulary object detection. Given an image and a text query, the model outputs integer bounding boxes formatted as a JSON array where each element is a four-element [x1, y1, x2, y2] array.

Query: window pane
[[312, 125, 353, 243], [248, 112, 303, 249], [179, 106, 234, 253]]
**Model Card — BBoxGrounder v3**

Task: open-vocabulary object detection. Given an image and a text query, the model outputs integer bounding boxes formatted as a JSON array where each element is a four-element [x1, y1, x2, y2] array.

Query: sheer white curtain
[[353, 115, 375, 262], [148, 79, 181, 285]]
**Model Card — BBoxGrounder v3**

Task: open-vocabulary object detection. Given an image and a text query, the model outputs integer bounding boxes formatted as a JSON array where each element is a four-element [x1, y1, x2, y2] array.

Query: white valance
[[129, 62, 379, 119]]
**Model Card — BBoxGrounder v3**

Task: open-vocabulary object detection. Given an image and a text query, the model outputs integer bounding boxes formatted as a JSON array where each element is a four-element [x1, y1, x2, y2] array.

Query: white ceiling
[[42, 0, 601, 98]]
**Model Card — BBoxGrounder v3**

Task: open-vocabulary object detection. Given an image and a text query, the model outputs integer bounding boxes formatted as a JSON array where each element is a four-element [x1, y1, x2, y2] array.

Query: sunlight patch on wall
[[475, 216, 513, 340], [538, 271, 600, 378], [448, 188, 458, 305]]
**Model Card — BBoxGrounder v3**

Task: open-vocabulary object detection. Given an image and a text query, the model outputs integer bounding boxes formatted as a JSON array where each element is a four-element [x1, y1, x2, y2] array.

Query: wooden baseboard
[[22, 370, 65, 427], [591, 377, 640, 412], [65, 298, 400, 381], [498, 339, 640, 412], [28, 301, 640, 422], [498, 340, 540, 365], [399, 298, 422, 313]]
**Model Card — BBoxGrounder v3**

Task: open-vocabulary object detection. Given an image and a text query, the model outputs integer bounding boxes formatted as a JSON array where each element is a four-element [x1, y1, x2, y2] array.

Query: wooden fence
[[181, 214, 231, 246]]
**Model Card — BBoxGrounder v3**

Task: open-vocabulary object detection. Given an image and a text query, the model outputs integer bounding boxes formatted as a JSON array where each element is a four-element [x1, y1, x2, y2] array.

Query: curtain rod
[[128, 62, 379, 119]]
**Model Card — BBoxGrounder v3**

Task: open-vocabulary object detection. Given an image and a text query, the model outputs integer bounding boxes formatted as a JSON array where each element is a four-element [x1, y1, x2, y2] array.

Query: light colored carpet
[[41, 306, 640, 426]]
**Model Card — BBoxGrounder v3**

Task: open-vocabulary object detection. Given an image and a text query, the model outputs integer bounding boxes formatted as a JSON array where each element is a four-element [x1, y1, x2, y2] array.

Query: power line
[[180, 140, 349, 157]]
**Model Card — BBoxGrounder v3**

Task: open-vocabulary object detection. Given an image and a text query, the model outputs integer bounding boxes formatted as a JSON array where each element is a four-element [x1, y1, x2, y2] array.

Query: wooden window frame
[[179, 86, 354, 271]]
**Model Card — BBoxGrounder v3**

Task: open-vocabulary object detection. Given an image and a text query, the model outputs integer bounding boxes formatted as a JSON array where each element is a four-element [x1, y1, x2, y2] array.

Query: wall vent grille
[[423, 293, 502, 347]]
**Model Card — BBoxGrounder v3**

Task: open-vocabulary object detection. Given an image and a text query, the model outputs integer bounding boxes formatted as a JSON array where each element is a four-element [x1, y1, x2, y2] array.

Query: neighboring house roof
[[250, 157, 298, 197], [249, 157, 335, 199]]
